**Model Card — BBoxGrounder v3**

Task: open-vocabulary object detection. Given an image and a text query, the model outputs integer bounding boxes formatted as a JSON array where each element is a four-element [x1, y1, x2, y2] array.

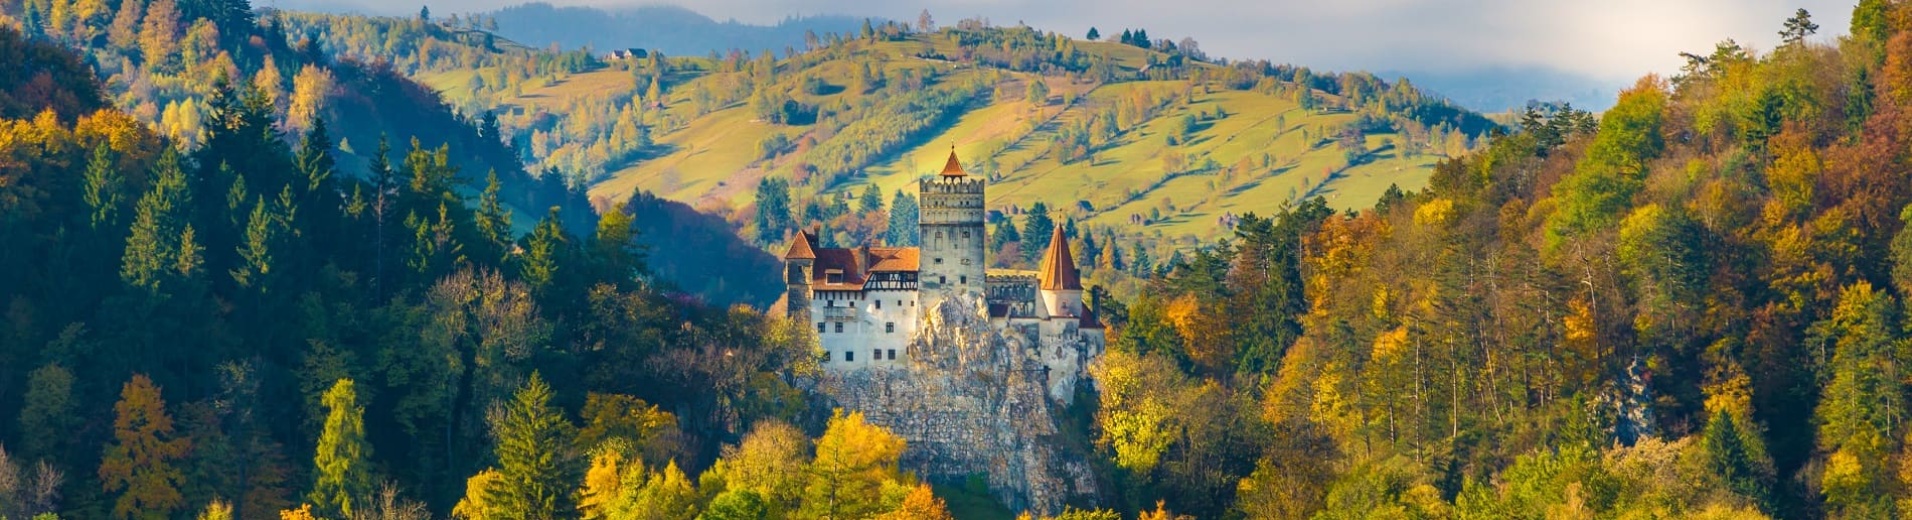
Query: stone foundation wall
[[813, 296, 1099, 513]]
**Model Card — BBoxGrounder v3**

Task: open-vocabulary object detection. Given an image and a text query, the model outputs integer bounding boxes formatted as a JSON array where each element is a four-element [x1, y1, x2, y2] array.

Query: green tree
[[485, 373, 580, 520], [1086, 27, 1101, 40], [1021, 202, 1054, 264], [1812, 282, 1905, 516], [476, 170, 513, 265], [858, 184, 884, 216], [309, 379, 373, 518], [1547, 78, 1667, 242], [885, 191, 918, 246], [99, 375, 190, 520], [16, 363, 76, 462], [121, 150, 194, 292], [701, 489, 769, 520], [1781, 8, 1818, 45], [755, 177, 793, 244], [83, 144, 124, 231], [1701, 410, 1766, 503], [520, 207, 565, 291]]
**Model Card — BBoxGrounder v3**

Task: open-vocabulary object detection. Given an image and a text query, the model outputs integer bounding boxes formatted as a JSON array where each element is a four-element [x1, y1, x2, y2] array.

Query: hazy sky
[[289, 0, 1857, 82]]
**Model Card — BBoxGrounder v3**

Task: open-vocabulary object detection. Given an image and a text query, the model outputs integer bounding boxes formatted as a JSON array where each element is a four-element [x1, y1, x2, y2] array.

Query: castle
[[773, 150, 1106, 371]]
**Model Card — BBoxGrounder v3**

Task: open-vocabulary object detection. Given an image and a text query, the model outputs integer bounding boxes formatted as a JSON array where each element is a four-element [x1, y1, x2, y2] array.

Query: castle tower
[[782, 230, 818, 320], [1036, 225, 1084, 318], [919, 148, 987, 300]]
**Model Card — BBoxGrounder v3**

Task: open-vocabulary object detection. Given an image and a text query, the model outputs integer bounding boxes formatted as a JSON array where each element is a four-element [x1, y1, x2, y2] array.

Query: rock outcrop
[[813, 295, 1099, 513]]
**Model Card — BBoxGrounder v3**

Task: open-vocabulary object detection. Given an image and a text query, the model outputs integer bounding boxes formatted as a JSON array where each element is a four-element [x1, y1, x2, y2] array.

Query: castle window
[[962, 231, 970, 239], [960, 275, 968, 284], [962, 258, 971, 265], [886, 322, 895, 333], [873, 349, 881, 361], [875, 300, 882, 309], [823, 351, 831, 362], [834, 323, 843, 333], [935, 258, 944, 264], [888, 349, 897, 360], [846, 351, 855, 362], [940, 276, 947, 285], [818, 322, 826, 333]]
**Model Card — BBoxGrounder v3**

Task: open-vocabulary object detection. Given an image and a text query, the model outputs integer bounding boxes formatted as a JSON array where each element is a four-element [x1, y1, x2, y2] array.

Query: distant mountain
[[478, 3, 867, 56], [1379, 66, 1627, 113]]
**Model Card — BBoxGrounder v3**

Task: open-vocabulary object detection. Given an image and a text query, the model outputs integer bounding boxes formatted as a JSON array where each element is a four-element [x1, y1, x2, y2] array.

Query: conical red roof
[[1037, 226, 1082, 291], [939, 148, 967, 177], [784, 231, 817, 260]]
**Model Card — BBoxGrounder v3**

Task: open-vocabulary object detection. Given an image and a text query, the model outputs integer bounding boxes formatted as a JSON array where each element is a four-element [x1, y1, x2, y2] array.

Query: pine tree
[[1701, 410, 1765, 503], [99, 374, 191, 520], [1087, 27, 1101, 41], [858, 184, 884, 216], [309, 379, 372, 518], [83, 144, 124, 231], [520, 208, 564, 291], [230, 198, 275, 291], [485, 373, 579, 520], [476, 170, 513, 264], [1781, 8, 1819, 45], [122, 149, 192, 292], [886, 191, 918, 247], [1022, 202, 1055, 264]]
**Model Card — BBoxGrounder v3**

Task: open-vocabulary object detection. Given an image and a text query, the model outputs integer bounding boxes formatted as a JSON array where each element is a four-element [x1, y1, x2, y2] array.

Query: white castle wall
[[812, 289, 921, 369]]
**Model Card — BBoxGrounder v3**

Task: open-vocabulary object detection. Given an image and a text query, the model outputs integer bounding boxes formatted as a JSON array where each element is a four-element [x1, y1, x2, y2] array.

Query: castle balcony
[[822, 306, 859, 322]]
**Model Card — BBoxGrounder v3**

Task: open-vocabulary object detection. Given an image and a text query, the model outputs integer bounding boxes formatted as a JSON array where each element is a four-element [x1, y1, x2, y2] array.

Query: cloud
[[295, 0, 1857, 81]]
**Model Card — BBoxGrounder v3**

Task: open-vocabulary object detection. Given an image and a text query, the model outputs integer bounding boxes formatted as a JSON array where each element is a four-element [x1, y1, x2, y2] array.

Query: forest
[[6, 0, 1912, 519]]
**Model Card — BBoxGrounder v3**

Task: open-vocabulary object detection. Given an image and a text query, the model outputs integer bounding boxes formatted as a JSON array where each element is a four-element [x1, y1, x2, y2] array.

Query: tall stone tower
[[919, 148, 987, 301], [782, 230, 817, 320]]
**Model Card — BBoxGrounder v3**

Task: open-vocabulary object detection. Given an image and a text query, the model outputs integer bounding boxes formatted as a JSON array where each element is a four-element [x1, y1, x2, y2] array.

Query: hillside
[[353, 17, 1495, 249]]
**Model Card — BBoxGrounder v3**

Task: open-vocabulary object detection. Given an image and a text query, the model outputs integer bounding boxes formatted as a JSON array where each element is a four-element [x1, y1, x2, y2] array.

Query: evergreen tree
[[521, 208, 565, 291], [858, 184, 884, 216], [229, 198, 276, 291], [1021, 202, 1054, 264], [1701, 410, 1765, 504], [885, 191, 918, 246], [122, 150, 193, 292], [309, 379, 372, 518], [84, 144, 124, 231], [485, 373, 580, 520], [476, 170, 513, 264], [1781, 8, 1818, 45], [755, 177, 793, 244], [99, 375, 190, 520], [1087, 27, 1101, 40]]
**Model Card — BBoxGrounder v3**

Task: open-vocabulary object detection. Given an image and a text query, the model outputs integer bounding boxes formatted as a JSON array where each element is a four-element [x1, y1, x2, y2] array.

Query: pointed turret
[[939, 147, 967, 177], [784, 230, 817, 260], [1037, 226, 1082, 291]]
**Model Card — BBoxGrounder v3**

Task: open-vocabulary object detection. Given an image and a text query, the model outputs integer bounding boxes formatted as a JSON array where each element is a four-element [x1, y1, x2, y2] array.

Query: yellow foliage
[[1370, 326, 1409, 363], [578, 450, 629, 520], [1564, 298, 1596, 343], [875, 483, 955, 520], [278, 505, 318, 520], [451, 469, 502, 520], [1414, 197, 1458, 227], [1091, 351, 1180, 474]]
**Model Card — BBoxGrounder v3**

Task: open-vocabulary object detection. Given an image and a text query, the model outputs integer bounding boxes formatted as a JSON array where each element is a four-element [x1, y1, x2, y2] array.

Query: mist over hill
[[1379, 65, 1627, 113], [477, 3, 867, 56]]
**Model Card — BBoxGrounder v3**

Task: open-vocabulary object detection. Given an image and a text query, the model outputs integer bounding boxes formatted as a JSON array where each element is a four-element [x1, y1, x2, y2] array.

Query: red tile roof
[[806, 246, 920, 291], [939, 148, 967, 177], [1037, 226, 1082, 291], [784, 231, 817, 260]]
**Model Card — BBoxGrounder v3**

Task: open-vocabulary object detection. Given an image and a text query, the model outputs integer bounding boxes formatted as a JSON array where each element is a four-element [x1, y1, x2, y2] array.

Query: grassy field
[[427, 33, 1471, 242]]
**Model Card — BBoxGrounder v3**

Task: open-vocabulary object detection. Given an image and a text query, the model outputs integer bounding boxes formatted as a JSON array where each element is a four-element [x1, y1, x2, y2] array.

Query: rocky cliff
[[812, 295, 1100, 513]]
